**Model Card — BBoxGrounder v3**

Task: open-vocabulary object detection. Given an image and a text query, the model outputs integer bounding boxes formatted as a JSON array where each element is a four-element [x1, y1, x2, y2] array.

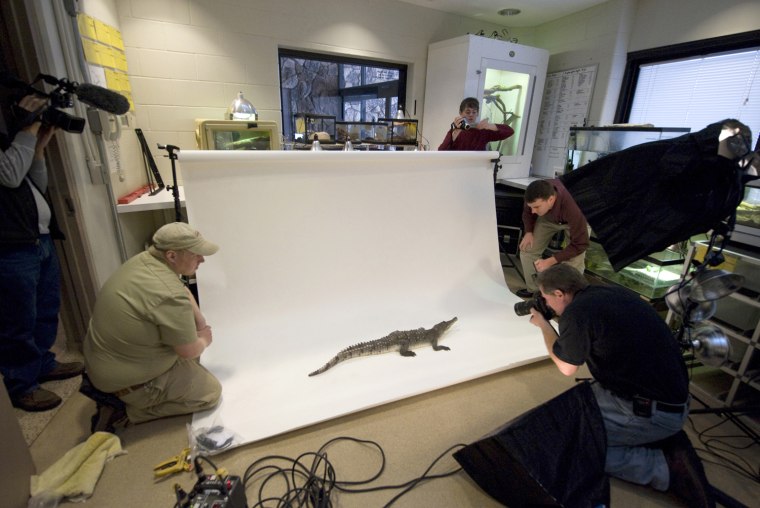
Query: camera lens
[[514, 299, 535, 316]]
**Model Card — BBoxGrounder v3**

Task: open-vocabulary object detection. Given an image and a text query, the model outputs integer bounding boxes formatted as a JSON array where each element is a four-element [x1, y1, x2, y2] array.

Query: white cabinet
[[422, 35, 549, 179], [671, 241, 760, 432]]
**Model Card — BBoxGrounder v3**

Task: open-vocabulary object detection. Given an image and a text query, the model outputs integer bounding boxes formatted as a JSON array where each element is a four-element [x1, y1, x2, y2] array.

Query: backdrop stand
[[158, 143, 183, 222]]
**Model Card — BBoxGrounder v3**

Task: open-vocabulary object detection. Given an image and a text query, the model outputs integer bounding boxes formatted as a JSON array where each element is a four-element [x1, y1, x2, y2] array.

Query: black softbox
[[454, 381, 609, 507]]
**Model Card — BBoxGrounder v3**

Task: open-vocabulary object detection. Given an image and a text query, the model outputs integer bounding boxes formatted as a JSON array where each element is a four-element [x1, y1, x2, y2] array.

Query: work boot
[[79, 372, 126, 409], [90, 404, 130, 433], [38, 361, 85, 382], [79, 373, 129, 433], [12, 387, 62, 412], [661, 430, 715, 508]]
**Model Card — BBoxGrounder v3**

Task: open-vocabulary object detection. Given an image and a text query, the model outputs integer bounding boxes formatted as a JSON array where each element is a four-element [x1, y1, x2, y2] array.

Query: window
[[279, 49, 407, 141], [616, 30, 760, 142]]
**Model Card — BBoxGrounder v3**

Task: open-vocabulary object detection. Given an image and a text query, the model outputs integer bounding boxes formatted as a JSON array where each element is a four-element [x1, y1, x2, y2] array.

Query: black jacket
[[0, 133, 63, 248]]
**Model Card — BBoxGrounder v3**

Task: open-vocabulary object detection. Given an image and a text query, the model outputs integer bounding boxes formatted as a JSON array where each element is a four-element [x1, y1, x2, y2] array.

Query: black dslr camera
[[514, 291, 555, 320]]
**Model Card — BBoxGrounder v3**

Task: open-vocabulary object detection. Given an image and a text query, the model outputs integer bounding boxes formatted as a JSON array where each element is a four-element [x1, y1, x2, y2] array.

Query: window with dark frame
[[615, 30, 760, 139], [278, 49, 407, 141]]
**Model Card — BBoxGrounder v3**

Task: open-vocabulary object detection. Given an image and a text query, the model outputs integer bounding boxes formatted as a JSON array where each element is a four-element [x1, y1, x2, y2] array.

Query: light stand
[[156, 143, 199, 303], [662, 137, 760, 505], [666, 219, 759, 507], [492, 157, 501, 184], [158, 143, 183, 222]]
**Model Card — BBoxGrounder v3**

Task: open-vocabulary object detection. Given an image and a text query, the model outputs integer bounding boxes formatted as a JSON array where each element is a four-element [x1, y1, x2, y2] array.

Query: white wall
[[534, 0, 760, 126], [629, 0, 760, 51], [534, 0, 635, 125]]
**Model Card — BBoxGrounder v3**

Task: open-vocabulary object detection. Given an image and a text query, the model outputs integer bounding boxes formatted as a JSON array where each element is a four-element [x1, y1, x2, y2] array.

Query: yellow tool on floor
[[153, 447, 192, 478]]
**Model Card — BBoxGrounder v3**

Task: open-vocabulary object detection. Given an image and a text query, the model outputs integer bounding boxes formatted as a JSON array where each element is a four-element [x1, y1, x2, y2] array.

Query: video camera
[[514, 291, 555, 320], [451, 119, 471, 131], [2, 72, 129, 134]]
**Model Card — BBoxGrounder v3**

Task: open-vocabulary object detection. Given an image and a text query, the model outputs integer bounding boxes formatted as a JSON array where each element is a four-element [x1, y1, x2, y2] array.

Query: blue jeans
[[0, 235, 61, 398], [591, 382, 687, 491]]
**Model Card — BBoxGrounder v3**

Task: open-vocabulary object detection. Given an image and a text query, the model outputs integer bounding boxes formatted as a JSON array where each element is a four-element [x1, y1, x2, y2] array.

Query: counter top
[[496, 176, 547, 190], [116, 186, 185, 213]]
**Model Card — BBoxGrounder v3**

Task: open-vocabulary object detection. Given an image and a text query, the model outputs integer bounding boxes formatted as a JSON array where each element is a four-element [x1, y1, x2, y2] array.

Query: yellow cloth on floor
[[30, 431, 125, 502]]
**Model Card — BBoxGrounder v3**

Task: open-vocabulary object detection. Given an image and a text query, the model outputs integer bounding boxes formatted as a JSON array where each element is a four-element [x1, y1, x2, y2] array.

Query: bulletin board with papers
[[77, 13, 133, 110], [530, 65, 597, 177]]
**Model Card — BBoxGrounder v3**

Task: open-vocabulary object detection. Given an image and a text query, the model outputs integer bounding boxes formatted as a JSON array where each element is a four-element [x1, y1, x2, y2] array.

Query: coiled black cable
[[242, 436, 466, 507]]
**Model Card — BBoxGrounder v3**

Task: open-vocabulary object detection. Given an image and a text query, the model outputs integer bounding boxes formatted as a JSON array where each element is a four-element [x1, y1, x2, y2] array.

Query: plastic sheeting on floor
[[179, 150, 546, 447]]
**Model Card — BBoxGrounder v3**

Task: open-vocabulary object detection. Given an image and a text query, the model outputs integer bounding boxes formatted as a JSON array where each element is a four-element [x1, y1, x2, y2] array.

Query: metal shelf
[[670, 241, 760, 434]]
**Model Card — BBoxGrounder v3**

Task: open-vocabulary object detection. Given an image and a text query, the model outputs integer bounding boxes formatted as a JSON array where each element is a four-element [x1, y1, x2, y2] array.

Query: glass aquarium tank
[[379, 118, 418, 145], [733, 181, 760, 249], [567, 126, 689, 171], [195, 120, 280, 150], [335, 121, 387, 144], [292, 113, 336, 143], [585, 241, 686, 299]]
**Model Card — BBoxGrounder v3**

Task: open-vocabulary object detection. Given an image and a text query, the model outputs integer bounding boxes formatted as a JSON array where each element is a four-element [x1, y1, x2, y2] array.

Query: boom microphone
[[0, 71, 33, 91], [74, 83, 130, 115]]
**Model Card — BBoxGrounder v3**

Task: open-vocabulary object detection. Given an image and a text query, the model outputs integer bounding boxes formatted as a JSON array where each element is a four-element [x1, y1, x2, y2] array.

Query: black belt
[[651, 399, 687, 414], [631, 394, 687, 416], [112, 382, 148, 398], [609, 388, 687, 416]]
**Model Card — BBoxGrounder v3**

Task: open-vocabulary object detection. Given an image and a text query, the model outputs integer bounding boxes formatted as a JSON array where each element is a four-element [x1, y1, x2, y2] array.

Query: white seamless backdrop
[[179, 150, 546, 446]]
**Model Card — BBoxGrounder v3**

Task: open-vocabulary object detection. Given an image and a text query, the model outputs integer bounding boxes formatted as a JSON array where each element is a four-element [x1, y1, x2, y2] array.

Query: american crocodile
[[308, 317, 457, 376]]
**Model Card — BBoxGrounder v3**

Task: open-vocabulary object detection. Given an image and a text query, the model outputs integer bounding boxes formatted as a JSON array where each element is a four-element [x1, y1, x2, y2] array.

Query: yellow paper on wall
[[110, 29, 125, 51], [104, 69, 120, 90], [119, 75, 132, 95], [94, 19, 111, 46], [96, 45, 116, 69], [81, 39, 101, 65], [77, 14, 97, 40], [114, 52, 128, 72]]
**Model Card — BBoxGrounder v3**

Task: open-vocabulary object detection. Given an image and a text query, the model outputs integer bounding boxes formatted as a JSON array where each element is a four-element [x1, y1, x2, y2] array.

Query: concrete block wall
[[106, 0, 528, 187]]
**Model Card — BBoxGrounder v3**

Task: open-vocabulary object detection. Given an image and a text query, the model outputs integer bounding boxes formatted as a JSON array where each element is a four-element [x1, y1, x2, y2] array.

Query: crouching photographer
[[522, 264, 714, 507]]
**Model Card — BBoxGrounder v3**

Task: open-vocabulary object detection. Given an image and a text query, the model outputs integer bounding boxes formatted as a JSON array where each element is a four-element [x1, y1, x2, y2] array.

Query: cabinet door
[[477, 58, 535, 158]]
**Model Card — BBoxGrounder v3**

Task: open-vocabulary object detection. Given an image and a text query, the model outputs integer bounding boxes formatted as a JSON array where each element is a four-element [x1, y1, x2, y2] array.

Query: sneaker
[[12, 387, 62, 412], [515, 288, 534, 298], [90, 404, 130, 433], [661, 431, 715, 508], [39, 361, 85, 382]]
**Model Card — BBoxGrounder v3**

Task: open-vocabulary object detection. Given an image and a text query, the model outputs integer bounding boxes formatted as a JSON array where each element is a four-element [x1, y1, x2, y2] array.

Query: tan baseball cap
[[152, 222, 219, 256]]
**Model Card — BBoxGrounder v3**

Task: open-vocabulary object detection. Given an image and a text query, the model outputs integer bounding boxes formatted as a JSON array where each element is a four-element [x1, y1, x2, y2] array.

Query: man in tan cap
[[82, 222, 222, 431]]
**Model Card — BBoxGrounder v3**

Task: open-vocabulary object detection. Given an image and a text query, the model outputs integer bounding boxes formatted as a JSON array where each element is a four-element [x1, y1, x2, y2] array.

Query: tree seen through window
[[279, 49, 407, 141]]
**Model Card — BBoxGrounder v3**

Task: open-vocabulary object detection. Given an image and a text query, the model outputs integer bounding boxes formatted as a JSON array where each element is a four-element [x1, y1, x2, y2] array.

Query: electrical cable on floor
[[241, 436, 466, 507], [686, 412, 760, 485]]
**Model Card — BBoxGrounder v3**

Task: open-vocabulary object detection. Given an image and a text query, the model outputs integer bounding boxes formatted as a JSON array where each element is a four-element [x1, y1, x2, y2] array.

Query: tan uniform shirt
[[84, 250, 197, 392]]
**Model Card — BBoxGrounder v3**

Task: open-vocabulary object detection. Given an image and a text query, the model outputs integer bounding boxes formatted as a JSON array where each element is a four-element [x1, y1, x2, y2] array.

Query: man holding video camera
[[0, 93, 84, 412], [526, 264, 713, 507], [438, 97, 514, 151]]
